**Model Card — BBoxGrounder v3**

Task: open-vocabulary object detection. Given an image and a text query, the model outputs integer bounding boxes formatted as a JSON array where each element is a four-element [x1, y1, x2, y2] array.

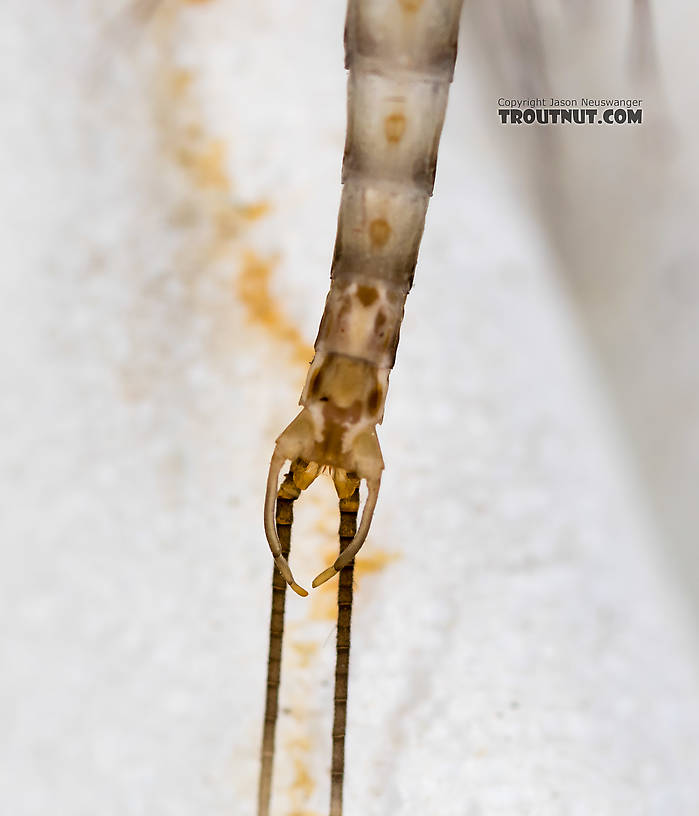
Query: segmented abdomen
[[312, 0, 462, 397]]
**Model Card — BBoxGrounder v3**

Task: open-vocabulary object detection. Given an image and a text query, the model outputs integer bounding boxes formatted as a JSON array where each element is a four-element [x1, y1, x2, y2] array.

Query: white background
[[1, 2, 698, 814]]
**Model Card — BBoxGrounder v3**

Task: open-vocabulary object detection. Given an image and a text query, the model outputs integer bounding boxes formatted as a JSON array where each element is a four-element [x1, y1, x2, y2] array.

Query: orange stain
[[355, 547, 401, 577], [170, 68, 192, 98], [398, 0, 423, 11], [291, 640, 320, 668], [153, 37, 309, 376], [214, 205, 242, 241], [285, 736, 316, 811], [291, 757, 315, 802], [239, 200, 271, 221], [183, 121, 204, 142], [237, 250, 314, 366], [209, 201, 268, 243], [183, 139, 230, 190], [310, 579, 338, 622], [309, 546, 401, 621]]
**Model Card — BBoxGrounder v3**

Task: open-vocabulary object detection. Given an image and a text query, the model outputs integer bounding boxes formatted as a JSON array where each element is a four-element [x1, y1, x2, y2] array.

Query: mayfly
[[259, 1, 463, 813]]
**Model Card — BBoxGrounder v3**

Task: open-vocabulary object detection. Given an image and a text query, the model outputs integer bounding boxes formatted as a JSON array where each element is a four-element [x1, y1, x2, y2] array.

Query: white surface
[[1, 2, 698, 815]]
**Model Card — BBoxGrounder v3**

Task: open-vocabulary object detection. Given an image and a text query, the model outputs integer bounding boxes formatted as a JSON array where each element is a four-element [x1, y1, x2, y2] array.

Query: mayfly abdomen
[[331, 0, 462, 337], [325, 0, 463, 357], [260, 2, 462, 814], [264, 0, 463, 595]]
